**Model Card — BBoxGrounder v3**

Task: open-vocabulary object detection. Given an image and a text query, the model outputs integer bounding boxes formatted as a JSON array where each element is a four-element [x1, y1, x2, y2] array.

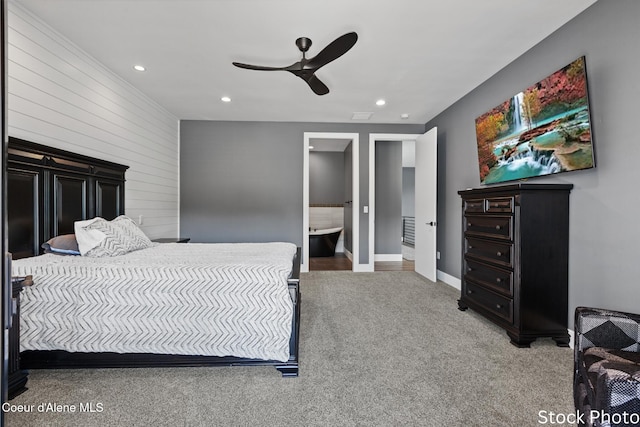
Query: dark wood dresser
[[457, 183, 572, 347]]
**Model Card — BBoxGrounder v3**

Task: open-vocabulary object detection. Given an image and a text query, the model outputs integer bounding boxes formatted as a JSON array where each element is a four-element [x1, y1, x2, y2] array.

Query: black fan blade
[[232, 62, 289, 71], [305, 75, 329, 96], [306, 32, 358, 70]]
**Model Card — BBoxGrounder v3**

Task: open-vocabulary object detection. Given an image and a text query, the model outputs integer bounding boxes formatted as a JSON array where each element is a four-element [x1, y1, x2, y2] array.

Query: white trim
[[374, 254, 403, 262], [437, 270, 461, 290], [568, 328, 575, 349], [344, 247, 353, 261], [368, 134, 421, 272], [176, 120, 181, 238], [303, 132, 359, 273], [353, 261, 372, 272]]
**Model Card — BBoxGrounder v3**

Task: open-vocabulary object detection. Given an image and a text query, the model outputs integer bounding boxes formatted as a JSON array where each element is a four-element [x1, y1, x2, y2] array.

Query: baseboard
[[436, 269, 461, 290], [344, 248, 353, 261], [374, 254, 403, 262]]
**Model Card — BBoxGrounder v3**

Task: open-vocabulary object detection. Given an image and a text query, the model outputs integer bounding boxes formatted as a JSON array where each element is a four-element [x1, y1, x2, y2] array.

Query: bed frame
[[12, 138, 301, 377]]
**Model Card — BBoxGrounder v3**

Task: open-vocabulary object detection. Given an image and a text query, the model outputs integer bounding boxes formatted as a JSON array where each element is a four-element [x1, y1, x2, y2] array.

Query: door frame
[[1, 0, 8, 416], [368, 133, 423, 272], [302, 132, 359, 273]]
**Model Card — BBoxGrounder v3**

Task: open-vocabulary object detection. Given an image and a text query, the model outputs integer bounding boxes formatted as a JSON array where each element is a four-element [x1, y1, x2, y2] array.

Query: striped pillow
[[110, 216, 153, 251]]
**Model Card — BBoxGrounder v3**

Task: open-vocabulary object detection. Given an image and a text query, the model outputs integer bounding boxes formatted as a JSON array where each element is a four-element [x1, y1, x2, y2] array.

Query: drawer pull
[[467, 290, 473, 295], [496, 251, 502, 257], [496, 278, 502, 283], [467, 222, 472, 227], [495, 225, 502, 230], [496, 304, 503, 309], [467, 267, 473, 272]]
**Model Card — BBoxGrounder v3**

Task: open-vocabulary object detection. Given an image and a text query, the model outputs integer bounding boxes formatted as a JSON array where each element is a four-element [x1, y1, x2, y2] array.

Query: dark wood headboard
[[7, 137, 129, 259]]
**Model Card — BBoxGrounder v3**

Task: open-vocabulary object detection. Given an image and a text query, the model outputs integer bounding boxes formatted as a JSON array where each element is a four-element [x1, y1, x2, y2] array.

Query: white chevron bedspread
[[13, 242, 297, 362]]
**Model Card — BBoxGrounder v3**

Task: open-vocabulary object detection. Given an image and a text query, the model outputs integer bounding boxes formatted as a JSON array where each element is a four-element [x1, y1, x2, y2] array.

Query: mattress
[[12, 242, 297, 362]]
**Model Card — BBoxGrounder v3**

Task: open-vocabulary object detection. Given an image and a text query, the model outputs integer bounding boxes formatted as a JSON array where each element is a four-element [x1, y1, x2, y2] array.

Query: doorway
[[369, 130, 438, 281], [302, 132, 359, 273], [373, 139, 416, 272]]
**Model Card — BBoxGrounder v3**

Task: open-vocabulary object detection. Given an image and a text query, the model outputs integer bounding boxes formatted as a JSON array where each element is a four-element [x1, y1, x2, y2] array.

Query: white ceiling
[[15, 0, 598, 124]]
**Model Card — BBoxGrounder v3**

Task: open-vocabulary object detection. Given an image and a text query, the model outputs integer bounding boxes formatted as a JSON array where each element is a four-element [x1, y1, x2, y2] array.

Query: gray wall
[[375, 141, 403, 254], [180, 120, 423, 263], [402, 168, 415, 218], [309, 151, 345, 205], [425, 0, 640, 323]]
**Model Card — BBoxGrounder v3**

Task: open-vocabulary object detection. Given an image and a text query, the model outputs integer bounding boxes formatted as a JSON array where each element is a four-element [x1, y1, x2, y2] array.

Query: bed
[[8, 139, 301, 377]]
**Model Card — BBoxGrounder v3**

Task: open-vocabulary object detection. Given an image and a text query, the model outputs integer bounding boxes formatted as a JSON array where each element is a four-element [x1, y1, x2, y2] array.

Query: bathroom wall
[[309, 151, 345, 205], [309, 207, 344, 231], [309, 150, 346, 253]]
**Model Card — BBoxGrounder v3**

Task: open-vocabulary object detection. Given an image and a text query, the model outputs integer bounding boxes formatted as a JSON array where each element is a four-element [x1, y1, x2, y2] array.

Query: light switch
[[363, 206, 369, 214]]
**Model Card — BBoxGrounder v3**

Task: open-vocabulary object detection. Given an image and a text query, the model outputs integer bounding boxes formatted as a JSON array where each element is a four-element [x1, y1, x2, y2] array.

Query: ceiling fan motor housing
[[295, 37, 312, 53]]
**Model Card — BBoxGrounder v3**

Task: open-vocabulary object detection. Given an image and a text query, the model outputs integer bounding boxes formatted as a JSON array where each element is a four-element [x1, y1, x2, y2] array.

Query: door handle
[[427, 221, 437, 226]]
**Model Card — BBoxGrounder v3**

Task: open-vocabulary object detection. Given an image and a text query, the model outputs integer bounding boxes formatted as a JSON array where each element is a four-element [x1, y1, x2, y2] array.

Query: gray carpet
[[6, 272, 575, 426]]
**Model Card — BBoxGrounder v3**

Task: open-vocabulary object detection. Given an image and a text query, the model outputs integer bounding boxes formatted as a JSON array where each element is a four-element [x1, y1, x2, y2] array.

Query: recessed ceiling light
[[133, 65, 146, 72], [376, 99, 386, 106], [401, 113, 410, 119], [221, 96, 231, 103]]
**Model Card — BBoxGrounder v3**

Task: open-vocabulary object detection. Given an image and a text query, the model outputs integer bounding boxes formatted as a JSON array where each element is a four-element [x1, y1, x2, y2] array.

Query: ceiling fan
[[232, 32, 358, 96]]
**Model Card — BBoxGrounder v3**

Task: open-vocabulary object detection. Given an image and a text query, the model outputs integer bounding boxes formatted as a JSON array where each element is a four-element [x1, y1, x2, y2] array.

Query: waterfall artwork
[[474, 56, 595, 185]]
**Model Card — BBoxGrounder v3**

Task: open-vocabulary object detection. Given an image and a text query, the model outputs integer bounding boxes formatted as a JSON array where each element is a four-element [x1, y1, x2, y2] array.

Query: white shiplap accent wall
[[7, 2, 180, 239]]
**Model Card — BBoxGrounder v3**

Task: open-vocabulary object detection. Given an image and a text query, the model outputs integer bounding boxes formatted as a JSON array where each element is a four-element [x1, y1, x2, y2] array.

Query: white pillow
[[74, 217, 108, 256]]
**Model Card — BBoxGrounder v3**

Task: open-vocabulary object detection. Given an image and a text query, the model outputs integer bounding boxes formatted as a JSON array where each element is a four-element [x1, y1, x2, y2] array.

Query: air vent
[[351, 112, 373, 120]]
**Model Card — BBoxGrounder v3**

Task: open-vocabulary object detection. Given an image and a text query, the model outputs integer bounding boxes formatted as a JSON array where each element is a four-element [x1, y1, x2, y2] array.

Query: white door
[[414, 127, 438, 282]]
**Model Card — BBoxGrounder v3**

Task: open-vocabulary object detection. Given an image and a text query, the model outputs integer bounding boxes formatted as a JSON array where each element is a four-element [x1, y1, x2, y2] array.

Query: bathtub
[[309, 227, 343, 257]]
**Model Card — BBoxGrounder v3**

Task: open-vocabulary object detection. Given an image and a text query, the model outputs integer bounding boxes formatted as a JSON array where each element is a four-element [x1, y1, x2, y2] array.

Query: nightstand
[[152, 237, 190, 243], [9, 275, 31, 399]]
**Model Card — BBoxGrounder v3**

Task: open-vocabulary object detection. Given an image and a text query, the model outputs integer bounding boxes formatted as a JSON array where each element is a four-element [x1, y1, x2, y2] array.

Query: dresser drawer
[[464, 258, 513, 297], [464, 281, 513, 324], [465, 237, 513, 267], [485, 197, 514, 213], [464, 215, 512, 241], [464, 199, 485, 213]]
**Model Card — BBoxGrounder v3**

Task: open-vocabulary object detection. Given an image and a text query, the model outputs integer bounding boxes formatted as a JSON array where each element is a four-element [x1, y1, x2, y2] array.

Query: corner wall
[[7, 2, 180, 238], [426, 0, 639, 324]]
